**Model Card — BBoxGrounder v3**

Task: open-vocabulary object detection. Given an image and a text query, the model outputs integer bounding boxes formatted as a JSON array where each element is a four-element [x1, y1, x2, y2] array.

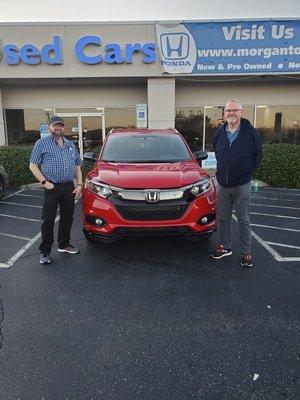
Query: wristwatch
[[41, 179, 47, 185]]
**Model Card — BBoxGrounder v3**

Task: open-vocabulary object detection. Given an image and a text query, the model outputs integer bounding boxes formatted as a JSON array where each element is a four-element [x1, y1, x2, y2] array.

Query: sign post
[[136, 104, 148, 128]]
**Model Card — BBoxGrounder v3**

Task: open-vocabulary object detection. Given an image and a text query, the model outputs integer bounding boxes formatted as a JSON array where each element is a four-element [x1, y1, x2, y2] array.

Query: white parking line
[[0, 199, 79, 269], [233, 215, 285, 261], [2, 189, 24, 200], [265, 242, 300, 250], [0, 213, 40, 222], [251, 223, 300, 233], [261, 188, 300, 194], [0, 231, 43, 268], [0, 232, 30, 241], [0, 214, 60, 269], [251, 196, 300, 203], [16, 193, 43, 198], [251, 203, 300, 210], [233, 216, 300, 262], [250, 212, 300, 220], [0, 201, 42, 209]]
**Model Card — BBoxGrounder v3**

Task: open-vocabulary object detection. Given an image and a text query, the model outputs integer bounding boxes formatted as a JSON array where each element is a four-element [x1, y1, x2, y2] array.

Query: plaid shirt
[[30, 135, 82, 183]]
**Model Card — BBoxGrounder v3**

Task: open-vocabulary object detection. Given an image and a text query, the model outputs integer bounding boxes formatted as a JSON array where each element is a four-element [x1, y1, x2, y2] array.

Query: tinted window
[[102, 134, 191, 163]]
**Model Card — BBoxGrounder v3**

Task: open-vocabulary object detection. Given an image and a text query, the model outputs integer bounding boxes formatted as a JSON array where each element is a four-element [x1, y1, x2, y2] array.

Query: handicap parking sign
[[136, 104, 147, 128]]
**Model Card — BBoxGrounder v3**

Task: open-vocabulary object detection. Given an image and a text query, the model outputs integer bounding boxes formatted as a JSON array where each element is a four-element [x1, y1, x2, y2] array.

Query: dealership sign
[[1, 20, 300, 74], [156, 20, 300, 74], [0, 36, 157, 65]]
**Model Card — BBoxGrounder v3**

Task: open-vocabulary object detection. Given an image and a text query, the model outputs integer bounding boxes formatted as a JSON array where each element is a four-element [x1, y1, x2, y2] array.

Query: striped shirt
[[30, 135, 82, 183]]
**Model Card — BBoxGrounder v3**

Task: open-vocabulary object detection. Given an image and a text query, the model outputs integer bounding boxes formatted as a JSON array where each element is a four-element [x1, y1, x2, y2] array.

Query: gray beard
[[52, 130, 63, 138]]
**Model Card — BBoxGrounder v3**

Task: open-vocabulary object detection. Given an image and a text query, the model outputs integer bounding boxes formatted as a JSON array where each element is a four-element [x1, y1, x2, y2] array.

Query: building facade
[[0, 20, 299, 157]]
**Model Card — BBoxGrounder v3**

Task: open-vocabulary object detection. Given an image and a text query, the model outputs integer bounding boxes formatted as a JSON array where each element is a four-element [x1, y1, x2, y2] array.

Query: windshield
[[101, 134, 191, 163]]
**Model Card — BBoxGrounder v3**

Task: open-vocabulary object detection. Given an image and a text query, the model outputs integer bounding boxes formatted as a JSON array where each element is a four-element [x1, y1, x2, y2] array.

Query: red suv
[[83, 128, 216, 242]]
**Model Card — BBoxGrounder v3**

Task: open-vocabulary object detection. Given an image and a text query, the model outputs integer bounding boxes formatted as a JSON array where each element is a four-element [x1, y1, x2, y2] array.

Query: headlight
[[85, 178, 112, 198], [188, 178, 212, 197]]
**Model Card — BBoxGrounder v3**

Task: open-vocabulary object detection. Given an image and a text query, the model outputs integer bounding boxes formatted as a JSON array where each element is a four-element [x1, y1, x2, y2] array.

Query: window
[[5, 109, 54, 146], [175, 108, 204, 151], [256, 106, 300, 144]]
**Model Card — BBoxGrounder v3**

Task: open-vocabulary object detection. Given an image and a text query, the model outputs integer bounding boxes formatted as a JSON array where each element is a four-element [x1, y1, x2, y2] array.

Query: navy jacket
[[213, 118, 262, 187]]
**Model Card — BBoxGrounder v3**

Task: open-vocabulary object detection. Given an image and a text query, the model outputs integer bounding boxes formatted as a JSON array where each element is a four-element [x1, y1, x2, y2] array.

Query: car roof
[[109, 128, 179, 135]]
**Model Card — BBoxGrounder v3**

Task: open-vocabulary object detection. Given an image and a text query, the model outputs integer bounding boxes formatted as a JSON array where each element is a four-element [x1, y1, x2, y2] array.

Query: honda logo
[[145, 190, 160, 203], [160, 33, 189, 60]]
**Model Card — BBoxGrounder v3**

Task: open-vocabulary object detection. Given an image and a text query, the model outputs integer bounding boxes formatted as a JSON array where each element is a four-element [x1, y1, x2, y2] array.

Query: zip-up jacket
[[213, 118, 262, 187]]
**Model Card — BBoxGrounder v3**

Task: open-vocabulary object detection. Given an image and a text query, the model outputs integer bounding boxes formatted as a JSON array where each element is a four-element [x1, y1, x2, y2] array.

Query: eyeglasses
[[224, 109, 242, 113]]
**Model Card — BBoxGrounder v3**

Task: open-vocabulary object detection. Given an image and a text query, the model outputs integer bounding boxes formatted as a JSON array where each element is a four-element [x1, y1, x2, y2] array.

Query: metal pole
[[202, 107, 206, 151], [101, 108, 106, 143]]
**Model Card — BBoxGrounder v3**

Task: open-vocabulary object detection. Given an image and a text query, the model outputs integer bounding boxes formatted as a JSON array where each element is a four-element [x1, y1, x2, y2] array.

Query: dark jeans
[[39, 182, 75, 255]]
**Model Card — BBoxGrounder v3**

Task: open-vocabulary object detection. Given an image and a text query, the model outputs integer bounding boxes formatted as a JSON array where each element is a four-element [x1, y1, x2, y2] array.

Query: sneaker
[[210, 245, 232, 259], [40, 254, 51, 264], [58, 245, 79, 254], [241, 253, 253, 267]]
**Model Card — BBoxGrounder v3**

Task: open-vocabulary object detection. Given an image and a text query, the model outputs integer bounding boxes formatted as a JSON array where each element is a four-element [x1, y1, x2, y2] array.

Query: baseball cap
[[49, 116, 65, 126]]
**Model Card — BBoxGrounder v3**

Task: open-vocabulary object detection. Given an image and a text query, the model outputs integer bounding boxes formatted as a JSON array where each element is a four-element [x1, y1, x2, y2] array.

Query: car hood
[[90, 160, 208, 189]]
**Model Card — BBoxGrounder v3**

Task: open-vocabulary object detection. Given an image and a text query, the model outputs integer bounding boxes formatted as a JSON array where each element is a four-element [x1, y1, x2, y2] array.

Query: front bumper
[[83, 226, 216, 242], [83, 188, 216, 241]]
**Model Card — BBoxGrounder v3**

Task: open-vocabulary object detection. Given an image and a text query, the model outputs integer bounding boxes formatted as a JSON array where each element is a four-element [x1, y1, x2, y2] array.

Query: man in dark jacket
[[210, 99, 262, 267]]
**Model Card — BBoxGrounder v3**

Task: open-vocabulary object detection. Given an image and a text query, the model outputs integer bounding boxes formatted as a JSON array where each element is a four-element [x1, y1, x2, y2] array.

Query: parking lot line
[[0, 198, 79, 269], [250, 212, 300, 220], [2, 189, 24, 200], [0, 231, 42, 268], [233, 215, 300, 262], [0, 232, 30, 241], [0, 213, 40, 222], [259, 188, 300, 195], [251, 196, 300, 203], [265, 242, 300, 250], [0, 201, 42, 209], [251, 203, 300, 210], [0, 214, 60, 269], [16, 193, 43, 198], [251, 223, 300, 233]]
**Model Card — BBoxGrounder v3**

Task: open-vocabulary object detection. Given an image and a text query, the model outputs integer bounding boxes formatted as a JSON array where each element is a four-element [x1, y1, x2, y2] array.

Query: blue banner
[[156, 20, 300, 75]]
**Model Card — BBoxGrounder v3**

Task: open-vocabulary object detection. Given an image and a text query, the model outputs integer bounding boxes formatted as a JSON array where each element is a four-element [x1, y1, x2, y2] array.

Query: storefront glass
[[256, 105, 300, 144], [5, 109, 54, 146]]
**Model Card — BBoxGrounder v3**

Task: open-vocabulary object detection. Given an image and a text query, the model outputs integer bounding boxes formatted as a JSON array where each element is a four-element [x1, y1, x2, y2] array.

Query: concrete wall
[[148, 78, 175, 128], [175, 81, 300, 107], [1, 84, 147, 109]]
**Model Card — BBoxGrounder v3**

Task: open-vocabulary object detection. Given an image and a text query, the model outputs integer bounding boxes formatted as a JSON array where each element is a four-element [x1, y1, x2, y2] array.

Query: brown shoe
[[210, 245, 232, 259], [241, 253, 253, 267]]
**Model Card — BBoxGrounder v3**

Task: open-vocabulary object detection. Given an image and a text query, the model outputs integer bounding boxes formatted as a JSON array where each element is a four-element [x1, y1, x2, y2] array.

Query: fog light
[[200, 216, 208, 224], [86, 215, 107, 227]]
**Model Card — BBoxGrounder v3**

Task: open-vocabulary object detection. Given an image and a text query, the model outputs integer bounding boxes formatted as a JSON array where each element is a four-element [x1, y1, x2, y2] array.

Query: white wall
[[176, 81, 300, 107], [1, 84, 147, 109]]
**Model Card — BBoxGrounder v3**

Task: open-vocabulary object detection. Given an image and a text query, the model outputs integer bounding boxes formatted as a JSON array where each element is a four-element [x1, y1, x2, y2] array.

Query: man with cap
[[29, 116, 83, 265]]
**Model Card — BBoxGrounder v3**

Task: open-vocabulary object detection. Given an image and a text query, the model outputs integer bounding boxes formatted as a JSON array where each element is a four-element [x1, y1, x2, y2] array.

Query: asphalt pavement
[[0, 187, 299, 400]]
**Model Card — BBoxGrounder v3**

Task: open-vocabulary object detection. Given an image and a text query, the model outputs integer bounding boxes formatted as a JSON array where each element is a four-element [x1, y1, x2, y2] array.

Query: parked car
[[0, 165, 9, 200], [82, 128, 216, 242]]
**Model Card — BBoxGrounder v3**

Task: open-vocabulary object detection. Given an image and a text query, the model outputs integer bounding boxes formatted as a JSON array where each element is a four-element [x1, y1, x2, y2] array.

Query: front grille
[[115, 203, 189, 221]]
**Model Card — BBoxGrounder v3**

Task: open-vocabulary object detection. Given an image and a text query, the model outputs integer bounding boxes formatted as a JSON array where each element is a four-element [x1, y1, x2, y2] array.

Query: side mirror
[[83, 152, 97, 162], [194, 150, 208, 161]]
